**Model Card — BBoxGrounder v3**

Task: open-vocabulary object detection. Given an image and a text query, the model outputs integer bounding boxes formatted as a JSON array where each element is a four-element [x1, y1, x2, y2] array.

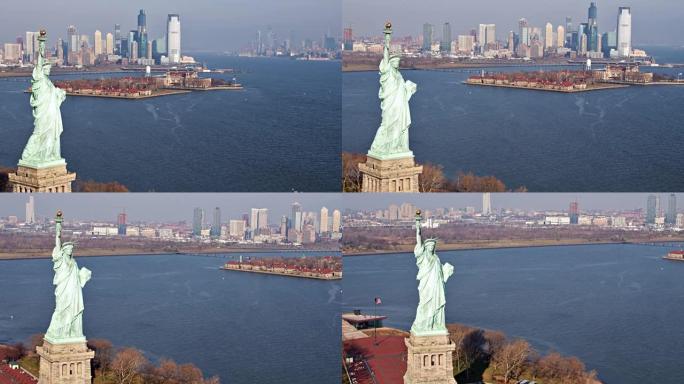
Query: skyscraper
[[320, 207, 329, 233], [569, 201, 579, 224], [617, 7, 632, 57], [332, 210, 341, 233], [25, 31, 38, 63], [544, 22, 554, 50], [557, 25, 565, 48], [94, 30, 102, 55], [343, 27, 353, 51], [291, 202, 302, 230], [667, 194, 677, 225], [422, 23, 433, 52], [117, 210, 127, 235], [250, 208, 269, 232], [193, 208, 204, 236], [587, 2, 599, 52], [211, 207, 221, 237], [482, 193, 492, 216], [67, 25, 78, 53], [106, 33, 114, 55], [137, 9, 148, 59], [114, 24, 122, 54], [25, 196, 35, 225], [478, 24, 496, 52], [441, 22, 452, 53], [646, 195, 658, 224], [518, 18, 529, 46], [167, 14, 181, 63]]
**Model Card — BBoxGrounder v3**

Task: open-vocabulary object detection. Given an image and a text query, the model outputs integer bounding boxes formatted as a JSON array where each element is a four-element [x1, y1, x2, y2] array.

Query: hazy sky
[[0, 194, 341, 223], [0, 0, 340, 52], [344, 0, 684, 46], [343, 193, 682, 212]]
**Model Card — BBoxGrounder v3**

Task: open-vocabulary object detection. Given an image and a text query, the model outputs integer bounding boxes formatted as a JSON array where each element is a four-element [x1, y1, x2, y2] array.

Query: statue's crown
[[424, 238, 438, 245], [62, 241, 77, 248]]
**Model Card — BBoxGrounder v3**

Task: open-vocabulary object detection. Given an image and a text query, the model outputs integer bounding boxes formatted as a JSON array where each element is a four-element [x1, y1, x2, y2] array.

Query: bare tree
[[111, 347, 148, 384], [419, 163, 447, 192], [342, 152, 365, 192], [491, 339, 531, 383], [88, 339, 114, 375], [28, 333, 45, 353]]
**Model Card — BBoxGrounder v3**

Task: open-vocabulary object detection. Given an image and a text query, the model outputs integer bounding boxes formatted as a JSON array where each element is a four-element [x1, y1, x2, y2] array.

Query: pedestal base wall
[[36, 339, 94, 384], [403, 333, 456, 384], [359, 155, 423, 193], [8, 164, 76, 193]]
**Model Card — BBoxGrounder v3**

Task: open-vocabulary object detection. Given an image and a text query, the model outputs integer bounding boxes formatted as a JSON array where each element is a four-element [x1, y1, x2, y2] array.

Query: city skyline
[[343, 0, 683, 46], [0, 0, 340, 52], [0, 193, 341, 223], [342, 193, 684, 213]]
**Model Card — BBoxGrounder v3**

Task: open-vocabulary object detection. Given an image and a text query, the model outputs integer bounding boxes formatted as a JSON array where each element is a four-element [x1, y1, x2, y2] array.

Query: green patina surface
[[19, 33, 67, 168], [45, 212, 92, 345], [368, 24, 416, 160], [411, 213, 454, 336]]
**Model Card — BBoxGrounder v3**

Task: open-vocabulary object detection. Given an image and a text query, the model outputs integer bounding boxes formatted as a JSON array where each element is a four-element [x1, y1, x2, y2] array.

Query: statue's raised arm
[[32, 30, 47, 82], [54, 210, 63, 250], [415, 210, 423, 249], [383, 22, 392, 64]]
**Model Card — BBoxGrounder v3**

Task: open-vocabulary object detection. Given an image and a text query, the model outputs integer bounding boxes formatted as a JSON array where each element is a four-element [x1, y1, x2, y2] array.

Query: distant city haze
[[0, 0, 340, 51], [344, 0, 684, 46], [343, 193, 683, 212], [0, 194, 340, 222]]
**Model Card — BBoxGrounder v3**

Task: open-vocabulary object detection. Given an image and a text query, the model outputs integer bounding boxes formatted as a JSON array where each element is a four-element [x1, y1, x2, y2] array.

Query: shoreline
[[220, 267, 342, 280], [0, 247, 339, 261], [464, 81, 629, 93], [343, 238, 682, 256], [342, 61, 581, 73]]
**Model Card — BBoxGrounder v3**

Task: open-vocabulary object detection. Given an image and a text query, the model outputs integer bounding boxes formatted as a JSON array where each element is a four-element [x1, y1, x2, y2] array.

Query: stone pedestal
[[359, 155, 422, 193], [403, 332, 456, 384], [36, 339, 94, 384], [8, 163, 76, 193]]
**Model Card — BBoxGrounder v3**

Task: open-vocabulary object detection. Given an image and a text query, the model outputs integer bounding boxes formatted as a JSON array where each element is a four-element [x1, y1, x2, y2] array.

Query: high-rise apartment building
[[94, 30, 102, 55], [332, 209, 341, 233], [320, 207, 329, 233]]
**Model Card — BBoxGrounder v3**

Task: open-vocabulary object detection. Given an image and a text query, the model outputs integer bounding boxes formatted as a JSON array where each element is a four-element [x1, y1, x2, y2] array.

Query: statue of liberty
[[45, 211, 92, 344], [368, 22, 417, 160], [411, 210, 454, 335], [19, 30, 67, 168]]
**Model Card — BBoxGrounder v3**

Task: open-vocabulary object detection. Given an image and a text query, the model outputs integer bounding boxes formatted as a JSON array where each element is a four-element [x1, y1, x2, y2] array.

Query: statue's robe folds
[[45, 244, 86, 341], [369, 58, 416, 155], [20, 64, 66, 164], [410, 242, 453, 334]]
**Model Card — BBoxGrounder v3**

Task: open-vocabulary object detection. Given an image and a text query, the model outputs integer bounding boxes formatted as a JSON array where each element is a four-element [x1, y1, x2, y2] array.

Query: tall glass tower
[[617, 7, 632, 57], [137, 9, 148, 59]]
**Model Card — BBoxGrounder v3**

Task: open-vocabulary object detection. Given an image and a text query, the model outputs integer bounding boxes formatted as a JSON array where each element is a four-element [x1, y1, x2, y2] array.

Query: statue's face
[[42, 65, 51, 76], [390, 57, 400, 69], [63, 245, 73, 257], [426, 242, 435, 253]]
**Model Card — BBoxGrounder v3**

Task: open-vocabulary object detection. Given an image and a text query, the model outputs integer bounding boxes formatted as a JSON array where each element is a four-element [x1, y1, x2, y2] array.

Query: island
[[466, 64, 684, 93], [26, 70, 243, 100], [221, 255, 342, 280]]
